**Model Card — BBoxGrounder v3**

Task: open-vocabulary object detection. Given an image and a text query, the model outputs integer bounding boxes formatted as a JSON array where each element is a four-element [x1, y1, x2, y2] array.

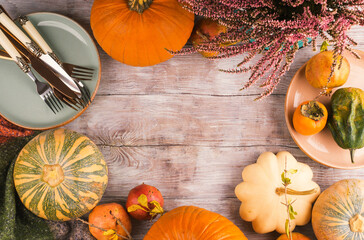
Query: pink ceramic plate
[[285, 50, 364, 169]]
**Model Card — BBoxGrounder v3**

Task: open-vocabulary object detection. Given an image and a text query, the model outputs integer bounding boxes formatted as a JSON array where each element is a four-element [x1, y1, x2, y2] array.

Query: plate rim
[[284, 50, 364, 170], [0, 12, 101, 130]]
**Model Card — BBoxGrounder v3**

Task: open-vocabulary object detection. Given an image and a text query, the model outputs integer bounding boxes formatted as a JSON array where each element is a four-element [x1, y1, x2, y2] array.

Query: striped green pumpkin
[[13, 128, 108, 221], [312, 179, 364, 240]]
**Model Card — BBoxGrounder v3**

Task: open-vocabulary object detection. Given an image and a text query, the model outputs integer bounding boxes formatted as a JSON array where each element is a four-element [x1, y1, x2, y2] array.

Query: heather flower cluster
[[176, 0, 364, 99]]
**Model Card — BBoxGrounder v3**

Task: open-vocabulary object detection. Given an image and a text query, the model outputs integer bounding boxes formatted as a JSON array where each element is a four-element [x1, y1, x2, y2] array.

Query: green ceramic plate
[[0, 12, 101, 130]]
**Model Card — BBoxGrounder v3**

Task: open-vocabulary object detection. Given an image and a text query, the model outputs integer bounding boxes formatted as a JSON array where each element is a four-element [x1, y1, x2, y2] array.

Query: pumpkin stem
[[275, 187, 319, 196], [41, 164, 64, 187], [128, 0, 153, 13], [350, 149, 355, 164], [349, 214, 364, 232]]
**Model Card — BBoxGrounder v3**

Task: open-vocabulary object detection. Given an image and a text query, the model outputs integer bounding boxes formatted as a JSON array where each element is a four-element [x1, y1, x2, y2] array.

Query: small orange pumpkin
[[90, 0, 194, 67], [144, 206, 247, 240]]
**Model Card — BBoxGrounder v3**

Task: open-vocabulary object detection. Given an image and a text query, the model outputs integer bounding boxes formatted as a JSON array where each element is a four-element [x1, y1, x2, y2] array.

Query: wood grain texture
[[3, 1, 364, 240]]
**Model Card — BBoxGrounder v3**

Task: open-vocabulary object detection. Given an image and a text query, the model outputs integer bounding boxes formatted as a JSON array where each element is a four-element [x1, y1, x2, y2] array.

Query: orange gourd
[[90, 0, 194, 67], [144, 206, 247, 240]]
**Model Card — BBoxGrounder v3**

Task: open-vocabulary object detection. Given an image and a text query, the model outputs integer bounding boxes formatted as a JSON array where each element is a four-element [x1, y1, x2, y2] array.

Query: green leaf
[[103, 229, 118, 240], [150, 200, 164, 214], [285, 219, 290, 237], [137, 194, 150, 209], [289, 205, 298, 220], [320, 40, 329, 52], [103, 229, 116, 236], [281, 172, 291, 185], [127, 204, 148, 213], [287, 169, 297, 174]]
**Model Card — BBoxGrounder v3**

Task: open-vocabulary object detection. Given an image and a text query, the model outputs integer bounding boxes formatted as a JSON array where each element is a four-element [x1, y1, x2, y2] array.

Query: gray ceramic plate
[[0, 12, 101, 130]]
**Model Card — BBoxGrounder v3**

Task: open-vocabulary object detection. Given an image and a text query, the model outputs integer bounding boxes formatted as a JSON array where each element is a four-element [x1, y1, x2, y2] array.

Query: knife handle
[[0, 28, 29, 72], [0, 49, 12, 60], [0, 49, 11, 60], [0, 8, 42, 56], [19, 16, 52, 54]]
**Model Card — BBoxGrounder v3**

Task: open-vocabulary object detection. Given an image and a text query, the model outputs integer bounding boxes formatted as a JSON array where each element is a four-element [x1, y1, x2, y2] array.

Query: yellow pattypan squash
[[235, 151, 320, 234]]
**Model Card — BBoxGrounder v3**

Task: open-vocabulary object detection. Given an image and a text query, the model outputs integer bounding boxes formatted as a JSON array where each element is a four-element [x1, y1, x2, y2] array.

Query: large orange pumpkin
[[143, 206, 248, 240], [90, 0, 195, 67]]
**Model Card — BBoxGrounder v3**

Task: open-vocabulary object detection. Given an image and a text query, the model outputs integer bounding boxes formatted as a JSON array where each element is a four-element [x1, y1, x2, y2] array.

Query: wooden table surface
[[4, 1, 364, 239]]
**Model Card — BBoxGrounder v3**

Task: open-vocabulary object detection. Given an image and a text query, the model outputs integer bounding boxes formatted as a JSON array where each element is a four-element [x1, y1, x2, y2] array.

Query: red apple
[[126, 184, 164, 221]]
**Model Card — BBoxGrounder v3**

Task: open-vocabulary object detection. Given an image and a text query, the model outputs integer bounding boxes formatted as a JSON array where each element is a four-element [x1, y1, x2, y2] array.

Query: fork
[[29, 71, 63, 114], [53, 88, 83, 111], [0, 28, 63, 114], [63, 63, 94, 81]]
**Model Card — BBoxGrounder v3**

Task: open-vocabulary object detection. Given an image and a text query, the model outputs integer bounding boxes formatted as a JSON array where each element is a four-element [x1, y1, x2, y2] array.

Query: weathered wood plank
[[68, 94, 294, 146], [97, 145, 364, 199]]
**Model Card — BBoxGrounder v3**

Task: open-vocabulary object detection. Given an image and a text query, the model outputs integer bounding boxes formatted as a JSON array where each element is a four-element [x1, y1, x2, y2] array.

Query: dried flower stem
[[110, 211, 134, 240], [76, 217, 132, 240]]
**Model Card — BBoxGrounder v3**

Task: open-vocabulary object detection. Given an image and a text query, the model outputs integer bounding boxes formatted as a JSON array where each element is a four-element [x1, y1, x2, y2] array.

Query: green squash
[[13, 128, 108, 221], [328, 87, 364, 163]]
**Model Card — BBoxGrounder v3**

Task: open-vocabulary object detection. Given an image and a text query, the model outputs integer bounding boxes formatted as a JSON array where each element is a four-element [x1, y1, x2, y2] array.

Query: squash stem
[[128, 0, 153, 13], [275, 187, 318, 196], [350, 149, 355, 164], [350, 214, 364, 232]]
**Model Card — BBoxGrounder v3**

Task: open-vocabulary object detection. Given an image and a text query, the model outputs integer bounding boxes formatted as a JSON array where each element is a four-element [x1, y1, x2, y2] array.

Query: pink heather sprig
[[177, 0, 364, 99]]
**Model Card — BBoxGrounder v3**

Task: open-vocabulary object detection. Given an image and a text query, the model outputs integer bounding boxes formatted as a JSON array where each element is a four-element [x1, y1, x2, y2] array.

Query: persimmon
[[293, 100, 328, 135], [277, 232, 311, 240], [88, 203, 132, 240]]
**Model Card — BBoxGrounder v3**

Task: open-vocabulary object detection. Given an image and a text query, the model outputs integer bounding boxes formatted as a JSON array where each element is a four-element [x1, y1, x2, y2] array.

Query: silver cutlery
[[19, 15, 92, 104], [0, 23, 81, 101], [0, 28, 62, 114], [0, 7, 82, 97]]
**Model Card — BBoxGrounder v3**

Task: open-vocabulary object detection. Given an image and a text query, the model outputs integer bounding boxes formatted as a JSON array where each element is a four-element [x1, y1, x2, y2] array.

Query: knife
[[0, 24, 78, 99], [0, 28, 29, 73], [0, 27, 59, 113], [0, 6, 81, 96], [0, 49, 11, 60]]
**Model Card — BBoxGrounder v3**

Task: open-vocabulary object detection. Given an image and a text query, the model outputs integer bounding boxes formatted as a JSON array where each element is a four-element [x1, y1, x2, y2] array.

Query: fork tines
[[43, 90, 63, 114]]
